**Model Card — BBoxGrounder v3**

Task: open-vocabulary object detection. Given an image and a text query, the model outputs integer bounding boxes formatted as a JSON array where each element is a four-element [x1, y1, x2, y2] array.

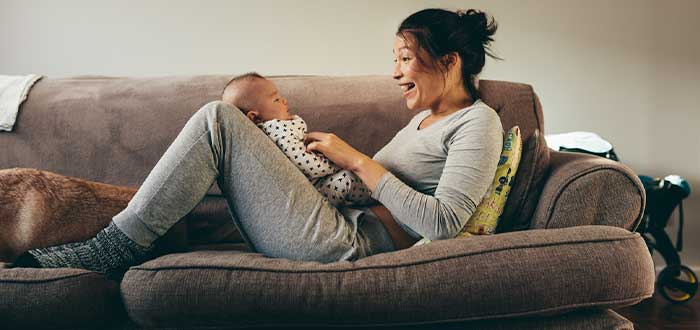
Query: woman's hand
[[304, 132, 365, 171], [304, 132, 388, 190]]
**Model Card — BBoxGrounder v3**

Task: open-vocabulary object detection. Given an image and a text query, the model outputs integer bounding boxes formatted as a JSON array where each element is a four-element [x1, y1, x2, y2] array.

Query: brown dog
[[0, 168, 189, 266]]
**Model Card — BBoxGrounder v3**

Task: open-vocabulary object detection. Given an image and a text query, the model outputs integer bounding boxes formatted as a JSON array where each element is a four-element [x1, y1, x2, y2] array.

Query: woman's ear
[[442, 52, 461, 70], [441, 52, 464, 86]]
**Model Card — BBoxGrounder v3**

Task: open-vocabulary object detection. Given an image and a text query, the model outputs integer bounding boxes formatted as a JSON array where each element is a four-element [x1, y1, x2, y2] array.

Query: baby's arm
[[279, 135, 340, 179], [262, 117, 340, 179]]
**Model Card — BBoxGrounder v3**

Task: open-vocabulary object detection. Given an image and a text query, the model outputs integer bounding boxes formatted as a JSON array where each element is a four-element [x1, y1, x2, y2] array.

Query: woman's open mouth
[[399, 82, 416, 97]]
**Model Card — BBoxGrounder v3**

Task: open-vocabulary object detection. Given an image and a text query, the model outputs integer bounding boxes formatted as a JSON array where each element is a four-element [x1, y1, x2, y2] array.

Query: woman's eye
[[402, 57, 410, 62]]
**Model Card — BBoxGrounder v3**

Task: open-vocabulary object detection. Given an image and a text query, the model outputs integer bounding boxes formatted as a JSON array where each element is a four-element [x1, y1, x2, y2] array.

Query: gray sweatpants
[[112, 101, 395, 263]]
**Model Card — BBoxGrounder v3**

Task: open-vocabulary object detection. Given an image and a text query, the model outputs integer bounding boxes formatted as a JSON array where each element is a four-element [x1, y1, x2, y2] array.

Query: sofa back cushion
[[0, 75, 544, 241], [497, 129, 551, 233]]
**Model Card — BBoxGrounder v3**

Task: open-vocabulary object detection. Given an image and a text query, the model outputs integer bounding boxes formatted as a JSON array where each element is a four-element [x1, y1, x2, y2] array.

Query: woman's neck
[[429, 93, 474, 118]]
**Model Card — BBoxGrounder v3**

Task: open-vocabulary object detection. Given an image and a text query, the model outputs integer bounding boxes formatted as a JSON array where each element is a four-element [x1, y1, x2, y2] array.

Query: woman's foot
[[12, 221, 154, 274]]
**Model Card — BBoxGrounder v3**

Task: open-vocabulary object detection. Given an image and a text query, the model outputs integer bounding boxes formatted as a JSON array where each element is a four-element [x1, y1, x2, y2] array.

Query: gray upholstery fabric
[[121, 225, 653, 328], [452, 309, 634, 330], [0, 76, 550, 247], [530, 151, 646, 231], [0, 76, 649, 329], [0, 268, 124, 329], [186, 196, 243, 244], [499, 129, 551, 233], [108, 308, 634, 330], [0, 76, 544, 234]]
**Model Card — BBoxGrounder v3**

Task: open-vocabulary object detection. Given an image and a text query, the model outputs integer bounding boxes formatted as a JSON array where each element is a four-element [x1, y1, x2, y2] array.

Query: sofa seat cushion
[[0, 268, 125, 329], [120, 225, 653, 328]]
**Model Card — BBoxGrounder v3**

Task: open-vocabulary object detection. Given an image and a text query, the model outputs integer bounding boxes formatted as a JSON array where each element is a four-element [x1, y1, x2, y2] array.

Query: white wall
[[2, 0, 699, 269]]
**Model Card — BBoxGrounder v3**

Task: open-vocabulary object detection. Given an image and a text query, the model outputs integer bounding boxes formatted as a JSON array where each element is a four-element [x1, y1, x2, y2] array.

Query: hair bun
[[457, 9, 497, 45]]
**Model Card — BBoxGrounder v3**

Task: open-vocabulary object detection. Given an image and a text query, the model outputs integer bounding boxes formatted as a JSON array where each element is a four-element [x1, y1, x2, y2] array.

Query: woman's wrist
[[351, 155, 388, 191], [349, 154, 370, 172]]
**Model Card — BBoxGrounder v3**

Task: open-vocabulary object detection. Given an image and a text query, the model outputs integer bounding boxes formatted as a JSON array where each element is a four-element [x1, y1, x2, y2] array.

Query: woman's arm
[[368, 204, 420, 249], [369, 110, 503, 240], [304, 132, 418, 249], [305, 108, 502, 241], [304, 132, 388, 190]]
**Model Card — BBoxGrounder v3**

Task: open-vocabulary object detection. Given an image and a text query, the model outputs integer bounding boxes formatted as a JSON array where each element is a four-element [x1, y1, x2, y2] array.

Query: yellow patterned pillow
[[456, 126, 523, 238]]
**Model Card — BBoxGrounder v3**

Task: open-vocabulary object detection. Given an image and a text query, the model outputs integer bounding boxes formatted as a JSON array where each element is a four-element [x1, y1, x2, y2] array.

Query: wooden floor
[[614, 294, 700, 329]]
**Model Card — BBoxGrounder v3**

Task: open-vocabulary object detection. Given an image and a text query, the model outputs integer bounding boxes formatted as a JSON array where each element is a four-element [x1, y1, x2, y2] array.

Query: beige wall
[[2, 0, 699, 269]]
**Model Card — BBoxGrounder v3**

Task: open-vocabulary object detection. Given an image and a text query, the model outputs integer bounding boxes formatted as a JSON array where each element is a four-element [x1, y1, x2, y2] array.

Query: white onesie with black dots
[[257, 115, 373, 207]]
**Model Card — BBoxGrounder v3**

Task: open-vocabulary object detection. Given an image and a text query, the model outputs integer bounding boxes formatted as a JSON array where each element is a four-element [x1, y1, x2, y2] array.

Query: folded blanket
[[0, 74, 43, 132]]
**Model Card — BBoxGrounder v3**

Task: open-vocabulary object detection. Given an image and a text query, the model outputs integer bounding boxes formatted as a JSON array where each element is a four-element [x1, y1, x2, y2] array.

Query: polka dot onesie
[[257, 115, 373, 207]]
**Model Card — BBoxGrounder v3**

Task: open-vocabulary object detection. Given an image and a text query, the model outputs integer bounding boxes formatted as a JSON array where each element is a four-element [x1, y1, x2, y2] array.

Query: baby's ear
[[246, 111, 262, 124]]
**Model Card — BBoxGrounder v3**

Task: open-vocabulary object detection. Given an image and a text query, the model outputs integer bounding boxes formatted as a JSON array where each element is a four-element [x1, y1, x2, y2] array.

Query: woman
[[13, 8, 503, 274]]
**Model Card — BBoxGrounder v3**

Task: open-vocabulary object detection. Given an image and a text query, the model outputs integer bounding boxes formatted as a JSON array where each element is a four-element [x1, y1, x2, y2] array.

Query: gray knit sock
[[25, 221, 154, 274]]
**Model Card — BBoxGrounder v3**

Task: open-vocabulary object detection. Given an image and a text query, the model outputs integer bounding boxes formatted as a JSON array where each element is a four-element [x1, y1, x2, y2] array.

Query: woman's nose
[[392, 62, 402, 80]]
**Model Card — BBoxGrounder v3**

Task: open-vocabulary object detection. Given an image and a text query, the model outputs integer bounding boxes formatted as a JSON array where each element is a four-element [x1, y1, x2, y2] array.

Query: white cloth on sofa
[[544, 131, 613, 153], [0, 74, 43, 132]]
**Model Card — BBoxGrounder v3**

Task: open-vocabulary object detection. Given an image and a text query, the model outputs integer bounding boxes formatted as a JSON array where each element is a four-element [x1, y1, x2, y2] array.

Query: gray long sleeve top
[[367, 100, 503, 241]]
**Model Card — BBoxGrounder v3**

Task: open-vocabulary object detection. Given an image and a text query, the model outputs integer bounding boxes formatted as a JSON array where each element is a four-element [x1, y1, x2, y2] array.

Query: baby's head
[[221, 72, 293, 124]]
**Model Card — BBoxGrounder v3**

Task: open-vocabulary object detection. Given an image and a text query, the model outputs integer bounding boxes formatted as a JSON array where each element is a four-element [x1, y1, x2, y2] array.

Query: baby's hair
[[222, 72, 264, 96], [221, 72, 266, 114]]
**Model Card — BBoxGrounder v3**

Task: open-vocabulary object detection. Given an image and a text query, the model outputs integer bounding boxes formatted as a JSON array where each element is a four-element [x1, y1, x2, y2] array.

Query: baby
[[221, 72, 373, 207]]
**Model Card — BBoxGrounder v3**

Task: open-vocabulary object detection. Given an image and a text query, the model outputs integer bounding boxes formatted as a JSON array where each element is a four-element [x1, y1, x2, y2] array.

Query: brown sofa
[[0, 75, 654, 329]]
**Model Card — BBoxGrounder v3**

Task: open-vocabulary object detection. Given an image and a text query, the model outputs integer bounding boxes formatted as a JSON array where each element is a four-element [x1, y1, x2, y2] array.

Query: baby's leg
[[343, 171, 373, 205], [314, 170, 372, 207]]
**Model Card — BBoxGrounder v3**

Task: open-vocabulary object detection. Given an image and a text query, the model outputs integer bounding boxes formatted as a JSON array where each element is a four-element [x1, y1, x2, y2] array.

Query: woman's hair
[[397, 8, 500, 101]]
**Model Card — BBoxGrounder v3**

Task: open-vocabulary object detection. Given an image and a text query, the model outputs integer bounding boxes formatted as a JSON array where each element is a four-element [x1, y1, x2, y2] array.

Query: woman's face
[[392, 35, 446, 111]]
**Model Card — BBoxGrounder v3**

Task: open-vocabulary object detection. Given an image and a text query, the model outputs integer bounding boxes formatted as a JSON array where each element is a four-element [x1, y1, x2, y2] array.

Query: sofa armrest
[[530, 151, 646, 231]]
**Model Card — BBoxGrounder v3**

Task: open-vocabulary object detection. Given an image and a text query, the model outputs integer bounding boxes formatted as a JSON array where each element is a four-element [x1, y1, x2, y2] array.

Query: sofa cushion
[[498, 129, 551, 233], [0, 76, 542, 244], [0, 268, 124, 329], [120, 225, 653, 328], [185, 195, 243, 245], [479, 80, 544, 142]]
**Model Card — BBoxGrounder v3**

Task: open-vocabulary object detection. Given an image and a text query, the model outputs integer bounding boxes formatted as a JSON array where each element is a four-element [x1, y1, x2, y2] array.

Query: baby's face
[[251, 79, 293, 122]]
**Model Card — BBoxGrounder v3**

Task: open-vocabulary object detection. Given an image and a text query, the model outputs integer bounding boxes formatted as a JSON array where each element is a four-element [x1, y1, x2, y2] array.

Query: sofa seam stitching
[[0, 272, 108, 284], [128, 234, 641, 274]]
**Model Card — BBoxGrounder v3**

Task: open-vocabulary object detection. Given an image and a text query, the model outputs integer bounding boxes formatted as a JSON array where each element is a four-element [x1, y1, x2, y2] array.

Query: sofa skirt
[[0, 268, 124, 329]]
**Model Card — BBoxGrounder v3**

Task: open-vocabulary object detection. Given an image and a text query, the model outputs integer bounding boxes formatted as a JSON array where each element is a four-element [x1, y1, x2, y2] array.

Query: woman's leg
[[15, 101, 365, 273]]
